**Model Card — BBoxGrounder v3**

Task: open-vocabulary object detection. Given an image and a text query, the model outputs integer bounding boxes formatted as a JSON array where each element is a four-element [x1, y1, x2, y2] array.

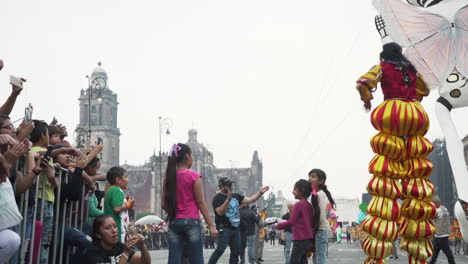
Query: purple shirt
[[175, 169, 201, 219], [277, 200, 314, 240]]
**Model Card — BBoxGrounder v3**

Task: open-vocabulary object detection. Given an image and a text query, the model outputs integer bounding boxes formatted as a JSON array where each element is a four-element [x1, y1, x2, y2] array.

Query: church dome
[[91, 62, 108, 80], [186, 129, 206, 154]]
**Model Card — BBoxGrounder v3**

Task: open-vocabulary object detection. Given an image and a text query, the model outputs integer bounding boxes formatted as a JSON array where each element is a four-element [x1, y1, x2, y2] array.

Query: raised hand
[[76, 156, 89, 168], [4, 141, 29, 165], [0, 134, 16, 146], [364, 100, 372, 111], [259, 186, 269, 194], [17, 120, 34, 141]]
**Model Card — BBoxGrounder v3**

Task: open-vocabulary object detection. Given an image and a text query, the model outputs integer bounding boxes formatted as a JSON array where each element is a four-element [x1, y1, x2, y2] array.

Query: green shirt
[[104, 186, 128, 242], [30, 146, 55, 202], [88, 194, 103, 223]]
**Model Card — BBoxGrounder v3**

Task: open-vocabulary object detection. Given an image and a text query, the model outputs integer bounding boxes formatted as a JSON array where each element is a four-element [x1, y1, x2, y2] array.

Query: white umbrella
[[135, 215, 164, 225]]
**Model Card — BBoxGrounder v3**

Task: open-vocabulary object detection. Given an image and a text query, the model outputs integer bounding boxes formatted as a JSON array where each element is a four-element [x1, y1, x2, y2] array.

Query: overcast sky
[[1, 0, 467, 201]]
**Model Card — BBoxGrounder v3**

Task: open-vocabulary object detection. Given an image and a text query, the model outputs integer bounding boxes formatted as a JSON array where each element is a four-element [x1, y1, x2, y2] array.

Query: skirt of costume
[[362, 99, 437, 264]]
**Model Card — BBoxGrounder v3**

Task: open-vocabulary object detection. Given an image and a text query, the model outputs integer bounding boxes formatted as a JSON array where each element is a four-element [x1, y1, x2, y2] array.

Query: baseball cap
[[218, 177, 235, 187]]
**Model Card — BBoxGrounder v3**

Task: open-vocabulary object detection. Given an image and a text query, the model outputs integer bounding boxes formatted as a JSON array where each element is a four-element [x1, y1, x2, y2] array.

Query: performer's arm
[[415, 72, 430, 101], [356, 65, 382, 109]]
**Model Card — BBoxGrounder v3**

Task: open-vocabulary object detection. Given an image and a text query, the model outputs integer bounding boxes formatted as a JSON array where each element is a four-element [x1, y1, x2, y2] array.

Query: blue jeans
[[313, 229, 329, 264], [208, 227, 241, 264], [246, 235, 255, 263], [37, 200, 54, 264], [167, 218, 203, 264], [284, 232, 292, 264]]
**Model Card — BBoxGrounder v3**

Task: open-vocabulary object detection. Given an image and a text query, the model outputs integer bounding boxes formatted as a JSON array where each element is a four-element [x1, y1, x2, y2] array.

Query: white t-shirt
[[317, 190, 331, 231], [0, 178, 23, 230]]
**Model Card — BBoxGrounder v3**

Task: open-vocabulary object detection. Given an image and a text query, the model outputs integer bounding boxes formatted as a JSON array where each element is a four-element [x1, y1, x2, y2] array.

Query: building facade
[[76, 62, 120, 172], [428, 138, 457, 216], [126, 129, 264, 216]]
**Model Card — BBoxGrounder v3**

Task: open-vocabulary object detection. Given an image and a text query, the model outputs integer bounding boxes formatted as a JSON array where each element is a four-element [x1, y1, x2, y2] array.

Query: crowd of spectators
[[0, 59, 150, 264]]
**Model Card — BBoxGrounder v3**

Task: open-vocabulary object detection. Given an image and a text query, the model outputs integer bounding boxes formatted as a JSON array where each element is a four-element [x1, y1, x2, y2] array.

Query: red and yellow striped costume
[[357, 63, 437, 264]]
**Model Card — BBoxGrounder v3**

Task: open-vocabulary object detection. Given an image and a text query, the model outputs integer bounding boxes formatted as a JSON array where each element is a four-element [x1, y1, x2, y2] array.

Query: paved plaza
[[149, 242, 468, 264]]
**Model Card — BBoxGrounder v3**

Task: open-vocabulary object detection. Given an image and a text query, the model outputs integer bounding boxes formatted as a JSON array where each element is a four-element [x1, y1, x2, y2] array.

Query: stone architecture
[[126, 129, 264, 216], [121, 165, 154, 217], [428, 138, 457, 216], [76, 63, 120, 172]]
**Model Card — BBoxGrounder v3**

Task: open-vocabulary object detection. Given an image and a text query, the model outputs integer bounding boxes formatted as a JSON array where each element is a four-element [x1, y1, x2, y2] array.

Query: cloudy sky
[[1, 0, 467, 202]]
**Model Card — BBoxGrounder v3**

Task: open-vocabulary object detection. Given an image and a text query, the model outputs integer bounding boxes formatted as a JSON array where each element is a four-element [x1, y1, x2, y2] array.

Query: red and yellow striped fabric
[[362, 214, 399, 241], [362, 234, 393, 261], [371, 133, 407, 160], [371, 100, 429, 137], [401, 178, 435, 200], [404, 158, 433, 178], [406, 135, 434, 158], [367, 196, 400, 221], [364, 99, 434, 264], [400, 199, 437, 221], [399, 218, 436, 239], [369, 155, 407, 179], [367, 176, 402, 200], [400, 237, 433, 262]]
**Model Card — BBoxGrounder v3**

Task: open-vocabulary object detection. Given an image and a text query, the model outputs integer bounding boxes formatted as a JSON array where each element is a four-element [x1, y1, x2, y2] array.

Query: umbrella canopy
[[373, 0, 468, 90], [135, 215, 164, 225]]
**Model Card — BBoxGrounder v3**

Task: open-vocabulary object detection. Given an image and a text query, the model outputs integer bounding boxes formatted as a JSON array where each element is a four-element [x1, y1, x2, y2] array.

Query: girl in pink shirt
[[277, 179, 317, 264], [162, 143, 218, 264]]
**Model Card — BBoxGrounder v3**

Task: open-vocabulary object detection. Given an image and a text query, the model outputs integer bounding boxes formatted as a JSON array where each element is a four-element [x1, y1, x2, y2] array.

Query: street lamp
[[159, 116, 172, 217], [85, 73, 106, 144]]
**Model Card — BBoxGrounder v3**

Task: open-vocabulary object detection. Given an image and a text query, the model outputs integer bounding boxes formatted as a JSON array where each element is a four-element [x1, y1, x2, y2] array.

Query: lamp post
[[159, 116, 172, 217]]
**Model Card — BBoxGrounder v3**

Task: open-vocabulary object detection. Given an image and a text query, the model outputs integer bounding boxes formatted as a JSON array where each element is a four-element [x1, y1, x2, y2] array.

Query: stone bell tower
[[76, 62, 120, 171]]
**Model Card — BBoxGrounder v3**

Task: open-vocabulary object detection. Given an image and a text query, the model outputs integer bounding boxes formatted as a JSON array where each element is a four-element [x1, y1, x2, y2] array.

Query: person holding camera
[[208, 177, 269, 264]]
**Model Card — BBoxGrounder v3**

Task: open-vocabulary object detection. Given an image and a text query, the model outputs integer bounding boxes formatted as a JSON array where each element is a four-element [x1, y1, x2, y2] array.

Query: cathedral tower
[[76, 62, 120, 171]]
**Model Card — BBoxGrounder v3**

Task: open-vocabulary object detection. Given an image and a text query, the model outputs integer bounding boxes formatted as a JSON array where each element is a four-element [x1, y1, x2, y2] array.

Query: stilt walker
[[356, 42, 437, 263]]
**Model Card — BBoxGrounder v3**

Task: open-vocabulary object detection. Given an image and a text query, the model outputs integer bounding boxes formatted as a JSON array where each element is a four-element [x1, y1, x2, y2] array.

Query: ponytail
[[319, 183, 336, 209], [163, 143, 192, 220], [310, 185, 320, 233]]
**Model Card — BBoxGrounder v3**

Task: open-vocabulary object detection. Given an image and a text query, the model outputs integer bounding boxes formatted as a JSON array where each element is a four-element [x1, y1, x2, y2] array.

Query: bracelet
[[122, 252, 129, 259], [259, 191, 264, 196]]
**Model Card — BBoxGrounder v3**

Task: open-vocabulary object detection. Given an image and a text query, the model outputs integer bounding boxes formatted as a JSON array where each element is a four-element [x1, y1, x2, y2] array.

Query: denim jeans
[[284, 232, 292, 264], [167, 218, 203, 264], [208, 227, 241, 264], [313, 229, 329, 264], [246, 235, 255, 264], [37, 200, 54, 264]]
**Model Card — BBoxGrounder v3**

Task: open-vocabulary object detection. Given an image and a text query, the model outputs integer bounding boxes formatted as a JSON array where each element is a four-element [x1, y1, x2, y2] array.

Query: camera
[[24, 103, 33, 121], [10, 75, 26, 89]]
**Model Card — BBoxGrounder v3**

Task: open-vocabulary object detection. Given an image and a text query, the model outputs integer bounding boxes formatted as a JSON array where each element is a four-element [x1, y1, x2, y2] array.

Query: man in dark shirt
[[240, 205, 260, 264], [208, 177, 269, 264]]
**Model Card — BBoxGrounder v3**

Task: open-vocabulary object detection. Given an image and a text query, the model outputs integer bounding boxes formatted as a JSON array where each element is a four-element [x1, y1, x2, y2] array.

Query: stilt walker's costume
[[357, 61, 437, 264]]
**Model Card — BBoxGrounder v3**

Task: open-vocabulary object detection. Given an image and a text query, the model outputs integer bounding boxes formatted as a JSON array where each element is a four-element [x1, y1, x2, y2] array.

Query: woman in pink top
[[162, 143, 218, 264], [277, 179, 317, 264]]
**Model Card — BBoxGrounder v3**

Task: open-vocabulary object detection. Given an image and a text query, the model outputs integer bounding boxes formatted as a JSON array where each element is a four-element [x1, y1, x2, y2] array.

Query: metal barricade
[[11, 157, 100, 264]]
